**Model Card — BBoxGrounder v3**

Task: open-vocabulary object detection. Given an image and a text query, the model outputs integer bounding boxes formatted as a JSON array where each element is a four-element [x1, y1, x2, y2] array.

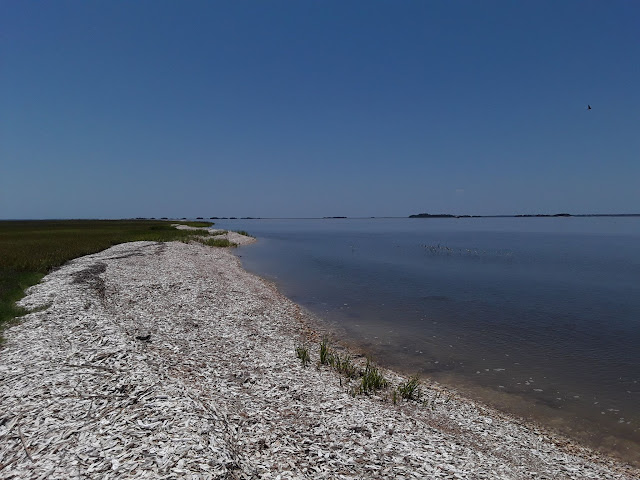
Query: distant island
[[410, 212, 640, 218], [515, 213, 571, 217], [409, 213, 458, 218]]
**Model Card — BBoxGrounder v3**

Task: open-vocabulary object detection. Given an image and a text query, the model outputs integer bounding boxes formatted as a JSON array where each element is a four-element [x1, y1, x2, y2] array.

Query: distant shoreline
[[409, 213, 640, 219], [207, 214, 640, 220], [4, 214, 640, 222]]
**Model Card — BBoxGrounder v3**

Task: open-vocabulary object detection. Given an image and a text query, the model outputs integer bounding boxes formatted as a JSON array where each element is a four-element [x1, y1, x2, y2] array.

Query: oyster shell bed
[[0, 241, 637, 479]]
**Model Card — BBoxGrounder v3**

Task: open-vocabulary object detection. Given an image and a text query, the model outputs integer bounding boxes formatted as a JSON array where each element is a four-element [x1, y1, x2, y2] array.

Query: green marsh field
[[0, 220, 212, 334]]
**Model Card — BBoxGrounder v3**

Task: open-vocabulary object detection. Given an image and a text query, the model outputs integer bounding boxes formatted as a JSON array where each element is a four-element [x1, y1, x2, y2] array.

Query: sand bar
[[0, 240, 637, 479]]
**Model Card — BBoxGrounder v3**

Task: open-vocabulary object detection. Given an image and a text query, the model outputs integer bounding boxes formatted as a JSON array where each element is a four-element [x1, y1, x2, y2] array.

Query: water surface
[[214, 217, 640, 463]]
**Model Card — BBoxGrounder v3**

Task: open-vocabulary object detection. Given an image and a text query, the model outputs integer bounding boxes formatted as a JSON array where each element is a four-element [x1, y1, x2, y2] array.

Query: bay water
[[212, 217, 640, 463]]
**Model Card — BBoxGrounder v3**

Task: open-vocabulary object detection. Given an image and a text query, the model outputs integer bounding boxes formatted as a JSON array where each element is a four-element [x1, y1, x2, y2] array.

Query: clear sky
[[1, 1, 639, 219]]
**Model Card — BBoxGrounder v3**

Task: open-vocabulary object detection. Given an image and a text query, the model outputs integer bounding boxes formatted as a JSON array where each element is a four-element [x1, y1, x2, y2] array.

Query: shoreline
[[309, 316, 640, 468], [0, 241, 637, 479]]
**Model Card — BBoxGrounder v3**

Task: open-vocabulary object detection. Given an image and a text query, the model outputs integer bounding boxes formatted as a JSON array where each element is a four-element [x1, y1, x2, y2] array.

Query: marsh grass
[[358, 359, 388, 395], [178, 221, 214, 228], [305, 337, 406, 399], [199, 238, 238, 248], [234, 230, 253, 237], [0, 220, 213, 334], [0, 271, 43, 332], [333, 352, 359, 379], [397, 376, 422, 401], [319, 337, 331, 365], [316, 338, 382, 392], [295, 345, 311, 367], [316, 337, 355, 377]]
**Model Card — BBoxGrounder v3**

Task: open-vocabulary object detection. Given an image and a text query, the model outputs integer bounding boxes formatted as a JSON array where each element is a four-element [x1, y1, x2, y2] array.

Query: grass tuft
[[358, 358, 388, 395], [234, 230, 253, 237], [319, 337, 331, 365], [198, 238, 238, 248], [295, 345, 311, 367], [333, 352, 359, 378], [397, 376, 422, 401]]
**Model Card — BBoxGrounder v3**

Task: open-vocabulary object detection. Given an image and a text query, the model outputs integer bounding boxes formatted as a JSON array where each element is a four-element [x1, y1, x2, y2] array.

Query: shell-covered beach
[[0, 240, 637, 479]]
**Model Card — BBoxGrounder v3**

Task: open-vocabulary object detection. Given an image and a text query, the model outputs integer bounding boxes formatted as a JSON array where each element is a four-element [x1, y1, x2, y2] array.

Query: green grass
[[397, 376, 422, 401], [0, 271, 44, 329], [198, 237, 237, 248], [333, 352, 359, 379], [234, 230, 253, 237], [177, 221, 214, 228], [319, 337, 331, 365], [315, 338, 360, 380], [0, 219, 214, 334], [358, 358, 388, 395], [295, 345, 311, 367]]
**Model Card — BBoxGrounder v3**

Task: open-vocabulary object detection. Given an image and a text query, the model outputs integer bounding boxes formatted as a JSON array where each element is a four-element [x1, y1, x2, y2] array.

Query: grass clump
[[295, 345, 311, 367], [333, 352, 359, 378], [199, 238, 237, 248], [397, 376, 422, 401], [319, 337, 331, 365], [234, 230, 253, 237], [316, 337, 357, 377], [358, 359, 388, 395], [313, 337, 392, 397]]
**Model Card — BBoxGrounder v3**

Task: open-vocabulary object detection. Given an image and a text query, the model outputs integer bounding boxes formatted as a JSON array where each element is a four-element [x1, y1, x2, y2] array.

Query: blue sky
[[1, 1, 638, 218]]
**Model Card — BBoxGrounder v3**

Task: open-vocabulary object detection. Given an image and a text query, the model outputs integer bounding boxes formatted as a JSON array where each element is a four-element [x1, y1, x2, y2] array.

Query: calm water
[[213, 217, 640, 462]]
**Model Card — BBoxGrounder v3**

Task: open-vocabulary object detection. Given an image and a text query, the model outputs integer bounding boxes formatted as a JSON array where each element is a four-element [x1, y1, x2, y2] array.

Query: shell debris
[[0, 241, 637, 479]]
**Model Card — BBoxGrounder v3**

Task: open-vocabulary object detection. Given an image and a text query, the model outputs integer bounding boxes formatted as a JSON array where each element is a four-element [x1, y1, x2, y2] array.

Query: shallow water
[[214, 217, 640, 463]]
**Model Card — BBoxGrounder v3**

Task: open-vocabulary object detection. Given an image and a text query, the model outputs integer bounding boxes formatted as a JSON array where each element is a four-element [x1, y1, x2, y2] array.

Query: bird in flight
[[587, 105, 592, 110]]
